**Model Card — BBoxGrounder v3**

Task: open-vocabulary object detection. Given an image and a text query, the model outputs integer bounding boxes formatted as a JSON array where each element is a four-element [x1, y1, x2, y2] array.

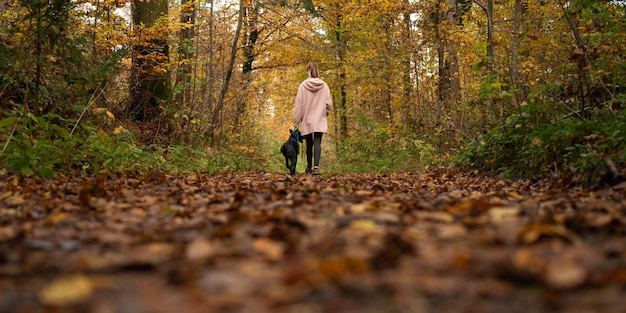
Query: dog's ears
[[289, 129, 293, 132]]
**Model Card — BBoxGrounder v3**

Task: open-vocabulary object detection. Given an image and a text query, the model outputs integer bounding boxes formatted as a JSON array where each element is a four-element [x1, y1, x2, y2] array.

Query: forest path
[[1, 170, 625, 313]]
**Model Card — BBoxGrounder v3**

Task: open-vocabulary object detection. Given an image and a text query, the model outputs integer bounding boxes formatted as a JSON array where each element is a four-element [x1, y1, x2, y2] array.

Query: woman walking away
[[293, 61, 333, 175]]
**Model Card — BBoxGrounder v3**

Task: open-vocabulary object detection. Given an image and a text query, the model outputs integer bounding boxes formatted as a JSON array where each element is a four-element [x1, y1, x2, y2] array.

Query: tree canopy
[[0, 0, 625, 182]]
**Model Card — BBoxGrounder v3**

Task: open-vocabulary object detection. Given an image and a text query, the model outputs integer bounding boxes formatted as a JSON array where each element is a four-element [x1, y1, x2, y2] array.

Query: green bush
[[454, 105, 626, 184], [0, 112, 261, 177], [333, 115, 437, 173]]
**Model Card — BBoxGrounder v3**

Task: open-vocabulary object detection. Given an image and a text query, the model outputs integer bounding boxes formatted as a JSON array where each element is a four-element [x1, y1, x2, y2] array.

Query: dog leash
[[295, 125, 304, 165], [294, 125, 301, 156], [295, 125, 300, 146]]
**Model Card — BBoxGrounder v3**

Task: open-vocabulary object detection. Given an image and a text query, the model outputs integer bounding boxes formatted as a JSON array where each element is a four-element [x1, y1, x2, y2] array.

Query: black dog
[[280, 129, 302, 175]]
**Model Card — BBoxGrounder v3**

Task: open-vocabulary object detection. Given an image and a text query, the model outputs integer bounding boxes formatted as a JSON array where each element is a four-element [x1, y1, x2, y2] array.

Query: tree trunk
[[129, 0, 172, 122], [511, 0, 522, 106], [447, 0, 461, 103], [334, 13, 348, 138], [236, 0, 261, 126], [436, 0, 461, 103], [211, 0, 244, 143], [208, 0, 215, 113], [401, 0, 413, 123], [174, 0, 196, 109], [486, 0, 496, 71], [383, 20, 393, 123], [558, 0, 591, 118]]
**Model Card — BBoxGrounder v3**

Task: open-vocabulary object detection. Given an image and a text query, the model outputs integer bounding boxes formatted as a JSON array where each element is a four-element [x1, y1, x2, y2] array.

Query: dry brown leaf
[[447, 198, 491, 214], [419, 211, 455, 223], [129, 242, 174, 265], [511, 247, 547, 277], [0, 225, 17, 241], [318, 255, 369, 280], [1, 170, 625, 312], [44, 212, 68, 225], [186, 238, 216, 262], [4, 194, 26, 206], [612, 181, 626, 190], [129, 208, 147, 217], [253, 238, 284, 261], [488, 206, 520, 222], [437, 224, 468, 240], [519, 224, 579, 244], [544, 258, 587, 289]]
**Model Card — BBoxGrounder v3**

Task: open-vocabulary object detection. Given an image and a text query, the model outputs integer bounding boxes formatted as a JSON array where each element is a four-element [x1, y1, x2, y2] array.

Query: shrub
[[332, 115, 437, 173], [454, 105, 626, 184]]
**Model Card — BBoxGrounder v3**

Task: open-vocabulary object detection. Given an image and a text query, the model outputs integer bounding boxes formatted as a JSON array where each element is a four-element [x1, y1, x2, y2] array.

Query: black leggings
[[303, 132, 323, 168]]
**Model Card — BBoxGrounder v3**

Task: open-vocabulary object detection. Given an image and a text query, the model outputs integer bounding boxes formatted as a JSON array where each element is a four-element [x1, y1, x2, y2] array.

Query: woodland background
[[1, 0, 625, 183]]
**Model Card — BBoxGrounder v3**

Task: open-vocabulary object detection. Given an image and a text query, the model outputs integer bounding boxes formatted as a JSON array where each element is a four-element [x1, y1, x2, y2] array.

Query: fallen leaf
[[437, 224, 468, 240], [0, 225, 17, 241], [349, 202, 377, 214], [4, 194, 26, 206], [186, 238, 216, 262], [419, 211, 455, 223], [348, 219, 383, 233], [44, 212, 68, 225], [544, 258, 587, 290], [488, 206, 520, 222], [318, 255, 369, 280], [612, 181, 626, 190], [129, 242, 174, 266], [1, 170, 625, 312], [447, 198, 491, 215], [39, 275, 94, 307], [253, 238, 284, 261], [519, 224, 579, 244]]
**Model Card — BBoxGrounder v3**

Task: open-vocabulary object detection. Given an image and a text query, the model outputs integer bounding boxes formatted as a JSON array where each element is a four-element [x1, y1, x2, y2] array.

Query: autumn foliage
[[0, 0, 625, 179]]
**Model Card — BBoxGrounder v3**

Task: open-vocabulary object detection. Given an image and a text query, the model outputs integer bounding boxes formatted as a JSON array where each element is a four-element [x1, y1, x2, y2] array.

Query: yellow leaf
[[39, 275, 94, 307], [113, 126, 126, 135], [490, 82, 504, 89], [105, 111, 115, 120], [349, 201, 376, 213], [349, 219, 378, 231]]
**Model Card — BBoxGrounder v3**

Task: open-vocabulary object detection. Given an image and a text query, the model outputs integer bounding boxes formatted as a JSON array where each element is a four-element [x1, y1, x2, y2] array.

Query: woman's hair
[[307, 61, 319, 78]]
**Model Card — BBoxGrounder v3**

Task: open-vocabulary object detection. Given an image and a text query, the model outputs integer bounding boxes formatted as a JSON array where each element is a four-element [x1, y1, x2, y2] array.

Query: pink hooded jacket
[[293, 78, 333, 136]]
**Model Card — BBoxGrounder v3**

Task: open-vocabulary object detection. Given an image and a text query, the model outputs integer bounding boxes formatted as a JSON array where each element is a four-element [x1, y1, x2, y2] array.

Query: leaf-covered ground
[[1, 170, 625, 313]]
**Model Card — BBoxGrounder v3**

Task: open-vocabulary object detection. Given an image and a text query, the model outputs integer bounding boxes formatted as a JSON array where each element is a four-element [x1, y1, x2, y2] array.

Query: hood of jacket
[[302, 78, 325, 92]]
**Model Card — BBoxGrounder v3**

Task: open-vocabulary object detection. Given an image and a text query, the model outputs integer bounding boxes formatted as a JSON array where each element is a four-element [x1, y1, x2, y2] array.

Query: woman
[[293, 61, 333, 175]]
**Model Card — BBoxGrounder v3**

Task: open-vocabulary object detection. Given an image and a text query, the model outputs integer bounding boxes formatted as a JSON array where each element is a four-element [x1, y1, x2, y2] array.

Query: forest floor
[[1, 169, 625, 313]]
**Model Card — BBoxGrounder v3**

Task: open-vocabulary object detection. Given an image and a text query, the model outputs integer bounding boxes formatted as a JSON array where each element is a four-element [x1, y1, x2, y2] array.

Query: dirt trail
[[1, 170, 625, 313]]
